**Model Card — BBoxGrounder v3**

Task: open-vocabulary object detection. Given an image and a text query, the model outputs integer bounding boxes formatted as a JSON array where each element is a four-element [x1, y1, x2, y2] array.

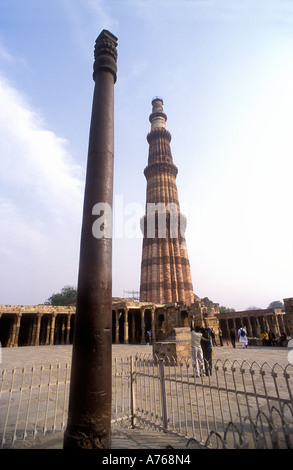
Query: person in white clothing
[[238, 326, 248, 348], [191, 326, 205, 376]]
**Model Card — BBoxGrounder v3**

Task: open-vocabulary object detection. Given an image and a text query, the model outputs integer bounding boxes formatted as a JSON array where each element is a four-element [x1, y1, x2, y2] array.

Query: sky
[[0, 0, 293, 311]]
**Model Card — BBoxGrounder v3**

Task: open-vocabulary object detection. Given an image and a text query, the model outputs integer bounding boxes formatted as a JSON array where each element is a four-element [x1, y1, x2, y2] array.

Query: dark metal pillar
[[63, 30, 117, 449]]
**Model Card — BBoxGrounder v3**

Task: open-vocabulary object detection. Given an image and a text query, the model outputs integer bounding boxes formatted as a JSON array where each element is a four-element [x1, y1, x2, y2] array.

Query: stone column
[[264, 316, 269, 333], [140, 308, 146, 344], [60, 316, 66, 344], [246, 316, 252, 337], [279, 313, 286, 334], [13, 314, 22, 347], [239, 315, 243, 329], [64, 30, 117, 449], [115, 309, 119, 344], [131, 312, 136, 344], [50, 314, 56, 345], [255, 316, 261, 337], [30, 315, 38, 346], [225, 318, 230, 339], [8, 314, 21, 347], [35, 313, 42, 346], [271, 314, 279, 337], [275, 314, 281, 336], [28, 316, 34, 346], [45, 316, 51, 345], [267, 315, 273, 331], [249, 316, 255, 337], [124, 308, 129, 344], [65, 314, 71, 345]]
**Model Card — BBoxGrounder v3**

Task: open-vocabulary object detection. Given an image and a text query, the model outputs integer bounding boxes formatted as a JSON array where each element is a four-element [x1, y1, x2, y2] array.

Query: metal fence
[[0, 362, 70, 448], [128, 355, 293, 449], [1, 355, 293, 449]]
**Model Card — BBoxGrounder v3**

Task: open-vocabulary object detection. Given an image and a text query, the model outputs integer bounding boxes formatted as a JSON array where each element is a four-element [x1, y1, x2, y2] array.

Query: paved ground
[[1, 342, 292, 449], [1, 341, 291, 368]]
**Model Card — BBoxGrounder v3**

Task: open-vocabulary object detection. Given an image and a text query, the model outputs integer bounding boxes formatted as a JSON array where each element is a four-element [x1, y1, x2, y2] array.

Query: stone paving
[[2, 341, 291, 368], [1, 342, 292, 449]]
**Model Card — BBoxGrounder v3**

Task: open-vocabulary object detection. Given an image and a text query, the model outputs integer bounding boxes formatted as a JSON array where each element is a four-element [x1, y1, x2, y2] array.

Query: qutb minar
[[139, 98, 194, 305]]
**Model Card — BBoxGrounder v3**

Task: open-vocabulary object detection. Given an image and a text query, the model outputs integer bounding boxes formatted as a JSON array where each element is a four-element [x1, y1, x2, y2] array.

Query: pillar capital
[[93, 30, 118, 83]]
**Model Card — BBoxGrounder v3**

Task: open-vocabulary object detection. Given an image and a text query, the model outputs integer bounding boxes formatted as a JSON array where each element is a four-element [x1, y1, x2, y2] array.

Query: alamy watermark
[[91, 195, 195, 240]]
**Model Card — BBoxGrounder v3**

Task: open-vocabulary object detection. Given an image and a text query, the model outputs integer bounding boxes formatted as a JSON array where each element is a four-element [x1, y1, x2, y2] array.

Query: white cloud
[[0, 75, 84, 220], [0, 74, 84, 304]]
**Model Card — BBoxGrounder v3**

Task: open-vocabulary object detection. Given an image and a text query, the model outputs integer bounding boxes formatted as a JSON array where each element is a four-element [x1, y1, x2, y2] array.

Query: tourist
[[219, 328, 224, 346], [146, 330, 152, 345], [230, 328, 236, 348], [278, 331, 287, 347], [200, 327, 212, 376], [190, 313, 196, 332], [238, 326, 248, 348], [191, 326, 205, 377], [261, 332, 269, 346], [268, 330, 276, 346], [211, 328, 217, 346]]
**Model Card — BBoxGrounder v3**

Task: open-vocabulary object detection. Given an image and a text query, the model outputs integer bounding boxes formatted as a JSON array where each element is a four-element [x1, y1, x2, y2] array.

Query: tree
[[246, 306, 261, 311], [219, 306, 235, 313], [267, 300, 284, 311], [45, 285, 77, 306]]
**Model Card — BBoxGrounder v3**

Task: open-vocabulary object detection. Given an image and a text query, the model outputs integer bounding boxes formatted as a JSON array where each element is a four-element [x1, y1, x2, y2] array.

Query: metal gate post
[[130, 356, 137, 428], [159, 359, 168, 431]]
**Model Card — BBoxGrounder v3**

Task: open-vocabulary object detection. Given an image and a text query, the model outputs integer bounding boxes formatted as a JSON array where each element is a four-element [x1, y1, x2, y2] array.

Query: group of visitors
[[194, 321, 287, 353], [190, 319, 251, 376], [190, 322, 213, 377], [228, 327, 248, 348], [261, 330, 287, 347]]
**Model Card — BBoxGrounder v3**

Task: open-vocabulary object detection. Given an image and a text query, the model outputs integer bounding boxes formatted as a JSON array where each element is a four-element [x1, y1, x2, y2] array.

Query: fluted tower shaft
[[139, 98, 194, 305]]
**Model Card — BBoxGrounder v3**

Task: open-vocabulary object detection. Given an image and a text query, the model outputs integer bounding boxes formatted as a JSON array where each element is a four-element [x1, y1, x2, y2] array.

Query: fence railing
[[1, 355, 293, 449], [0, 362, 71, 448], [129, 355, 293, 449]]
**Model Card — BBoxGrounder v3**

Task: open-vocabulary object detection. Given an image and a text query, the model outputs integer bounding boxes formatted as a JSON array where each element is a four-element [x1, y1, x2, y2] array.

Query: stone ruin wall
[[0, 305, 76, 314], [1, 297, 291, 352], [0, 299, 220, 349], [284, 298, 293, 337]]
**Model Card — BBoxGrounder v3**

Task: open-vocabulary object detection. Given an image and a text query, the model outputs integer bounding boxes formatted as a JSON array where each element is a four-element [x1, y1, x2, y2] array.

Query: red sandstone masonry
[[139, 99, 194, 305]]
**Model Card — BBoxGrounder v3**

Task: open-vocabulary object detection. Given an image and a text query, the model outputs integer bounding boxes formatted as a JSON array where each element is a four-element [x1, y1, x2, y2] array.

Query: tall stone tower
[[139, 98, 194, 305]]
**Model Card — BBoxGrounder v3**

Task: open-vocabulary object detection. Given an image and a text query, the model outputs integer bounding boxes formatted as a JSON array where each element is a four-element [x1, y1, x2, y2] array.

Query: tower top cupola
[[149, 97, 167, 130]]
